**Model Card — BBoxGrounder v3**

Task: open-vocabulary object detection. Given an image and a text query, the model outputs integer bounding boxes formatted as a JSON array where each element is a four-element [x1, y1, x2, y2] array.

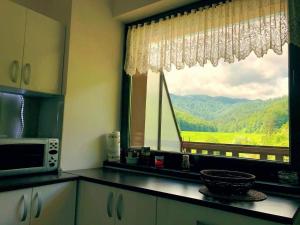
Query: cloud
[[163, 45, 288, 100]]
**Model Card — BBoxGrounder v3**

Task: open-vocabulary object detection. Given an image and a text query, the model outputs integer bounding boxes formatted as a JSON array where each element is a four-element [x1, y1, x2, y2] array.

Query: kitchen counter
[[0, 167, 299, 224], [0, 171, 78, 192], [69, 167, 300, 224]]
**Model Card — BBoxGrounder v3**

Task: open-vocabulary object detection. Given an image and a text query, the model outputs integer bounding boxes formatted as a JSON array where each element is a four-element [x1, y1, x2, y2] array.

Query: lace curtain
[[124, 0, 294, 76]]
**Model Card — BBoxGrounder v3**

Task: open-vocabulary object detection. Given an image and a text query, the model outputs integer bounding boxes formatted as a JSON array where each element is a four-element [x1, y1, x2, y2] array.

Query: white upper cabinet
[[0, 188, 32, 225], [0, 0, 65, 95], [0, 0, 26, 89], [21, 9, 65, 94], [30, 181, 77, 225]]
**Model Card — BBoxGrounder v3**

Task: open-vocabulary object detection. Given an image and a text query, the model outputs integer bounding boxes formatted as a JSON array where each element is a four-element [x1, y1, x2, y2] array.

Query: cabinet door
[[30, 181, 76, 225], [0, 188, 32, 225], [76, 181, 116, 225], [22, 9, 65, 94], [115, 189, 156, 225], [157, 198, 284, 225], [0, 0, 26, 89]]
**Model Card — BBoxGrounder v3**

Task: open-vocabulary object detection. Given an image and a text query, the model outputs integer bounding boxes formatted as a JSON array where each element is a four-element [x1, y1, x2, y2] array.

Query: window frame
[[120, 0, 300, 174]]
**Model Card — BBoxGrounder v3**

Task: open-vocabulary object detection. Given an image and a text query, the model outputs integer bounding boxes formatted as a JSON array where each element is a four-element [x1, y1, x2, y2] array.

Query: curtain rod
[[126, 0, 228, 27]]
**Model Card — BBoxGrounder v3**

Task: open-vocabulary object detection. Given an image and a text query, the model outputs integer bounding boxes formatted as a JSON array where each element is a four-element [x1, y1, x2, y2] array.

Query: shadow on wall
[[99, 134, 108, 163], [83, 134, 110, 168], [11, 0, 72, 25]]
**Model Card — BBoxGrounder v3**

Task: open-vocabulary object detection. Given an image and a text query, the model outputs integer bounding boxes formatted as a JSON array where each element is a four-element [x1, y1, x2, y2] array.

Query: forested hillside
[[175, 110, 217, 132], [171, 94, 288, 135]]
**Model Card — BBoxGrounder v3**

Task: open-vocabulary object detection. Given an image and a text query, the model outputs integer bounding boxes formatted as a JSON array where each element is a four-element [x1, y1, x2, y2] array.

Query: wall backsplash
[[0, 93, 24, 138], [0, 92, 63, 139]]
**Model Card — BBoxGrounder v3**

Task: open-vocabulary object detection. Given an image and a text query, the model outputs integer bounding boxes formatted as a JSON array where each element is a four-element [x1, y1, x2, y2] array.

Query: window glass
[[164, 44, 289, 162], [144, 71, 160, 149], [161, 82, 181, 152], [130, 45, 289, 163]]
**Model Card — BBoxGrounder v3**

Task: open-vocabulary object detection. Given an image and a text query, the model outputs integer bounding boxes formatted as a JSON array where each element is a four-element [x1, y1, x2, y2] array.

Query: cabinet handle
[[22, 63, 31, 85], [34, 192, 42, 218], [20, 195, 28, 222], [116, 194, 123, 221], [10, 60, 20, 83], [107, 192, 114, 218]]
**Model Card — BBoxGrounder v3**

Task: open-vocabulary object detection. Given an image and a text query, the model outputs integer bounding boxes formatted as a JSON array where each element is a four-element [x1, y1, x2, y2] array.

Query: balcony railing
[[182, 141, 290, 162]]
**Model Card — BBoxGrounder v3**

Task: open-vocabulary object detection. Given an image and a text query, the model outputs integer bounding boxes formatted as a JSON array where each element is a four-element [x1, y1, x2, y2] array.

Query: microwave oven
[[0, 138, 59, 177]]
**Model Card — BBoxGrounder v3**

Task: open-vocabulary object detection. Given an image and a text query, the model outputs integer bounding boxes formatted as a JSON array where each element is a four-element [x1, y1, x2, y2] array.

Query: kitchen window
[[121, 0, 300, 173]]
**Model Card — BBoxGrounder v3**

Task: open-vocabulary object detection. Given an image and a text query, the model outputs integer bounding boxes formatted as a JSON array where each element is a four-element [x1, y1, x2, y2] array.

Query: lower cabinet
[[2, 178, 294, 225], [0, 181, 76, 225], [115, 187, 156, 225], [156, 197, 285, 225], [30, 182, 77, 225], [76, 181, 156, 225], [76, 181, 115, 225], [0, 187, 32, 225]]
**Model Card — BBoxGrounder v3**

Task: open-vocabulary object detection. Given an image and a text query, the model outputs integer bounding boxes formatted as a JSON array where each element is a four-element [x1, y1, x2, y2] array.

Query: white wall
[[60, 0, 123, 170], [112, 0, 159, 17]]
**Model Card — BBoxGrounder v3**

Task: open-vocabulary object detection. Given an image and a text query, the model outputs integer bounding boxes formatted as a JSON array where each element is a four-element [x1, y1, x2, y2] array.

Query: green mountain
[[174, 109, 217, 132], [170, 94, 288, 134], [170, 94, 254, 120]]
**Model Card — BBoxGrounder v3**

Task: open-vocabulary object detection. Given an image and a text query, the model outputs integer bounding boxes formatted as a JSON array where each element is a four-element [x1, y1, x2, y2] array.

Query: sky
[[164, 44, 288, 100]]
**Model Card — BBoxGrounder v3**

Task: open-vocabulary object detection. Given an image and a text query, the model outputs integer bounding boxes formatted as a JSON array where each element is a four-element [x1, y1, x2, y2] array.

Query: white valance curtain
[[124, 0, 294, 76]]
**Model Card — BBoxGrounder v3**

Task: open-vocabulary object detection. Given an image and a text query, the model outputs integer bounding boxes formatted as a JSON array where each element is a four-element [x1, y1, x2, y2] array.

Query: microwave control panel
[[47, 139, 59, 170]]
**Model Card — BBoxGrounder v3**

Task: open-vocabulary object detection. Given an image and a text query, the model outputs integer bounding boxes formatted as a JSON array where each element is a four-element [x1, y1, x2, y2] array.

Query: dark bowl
[[200, 170, 256, 195]]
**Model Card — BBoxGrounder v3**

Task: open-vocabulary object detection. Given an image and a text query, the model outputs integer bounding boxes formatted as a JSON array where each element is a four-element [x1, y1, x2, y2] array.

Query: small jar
[[155, 156, 164, 169], [181, 154, 190, 170]]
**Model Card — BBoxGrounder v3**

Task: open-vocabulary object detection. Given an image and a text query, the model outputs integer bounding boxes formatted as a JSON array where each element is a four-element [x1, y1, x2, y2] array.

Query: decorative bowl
[[200, 170, 256, 195]]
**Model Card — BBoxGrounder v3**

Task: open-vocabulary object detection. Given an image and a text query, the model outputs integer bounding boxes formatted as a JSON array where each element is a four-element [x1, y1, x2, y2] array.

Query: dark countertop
[[0, 171, 78, 192], [0, 167, 299, 224], [69, 167, 300, 224]]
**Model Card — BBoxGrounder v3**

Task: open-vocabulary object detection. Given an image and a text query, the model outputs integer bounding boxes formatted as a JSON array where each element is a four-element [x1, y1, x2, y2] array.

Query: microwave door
[[0, 144, 47, 176]]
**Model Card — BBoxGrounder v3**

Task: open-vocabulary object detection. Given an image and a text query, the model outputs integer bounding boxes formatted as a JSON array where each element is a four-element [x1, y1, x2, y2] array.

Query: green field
[[172, 95, 289, 148], [171, 94, 289, 161], [181, 131, 289, 147]]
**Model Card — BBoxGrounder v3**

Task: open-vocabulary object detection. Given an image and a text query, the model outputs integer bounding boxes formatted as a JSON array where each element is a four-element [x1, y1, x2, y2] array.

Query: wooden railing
[[182, 141, 290, 162]]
